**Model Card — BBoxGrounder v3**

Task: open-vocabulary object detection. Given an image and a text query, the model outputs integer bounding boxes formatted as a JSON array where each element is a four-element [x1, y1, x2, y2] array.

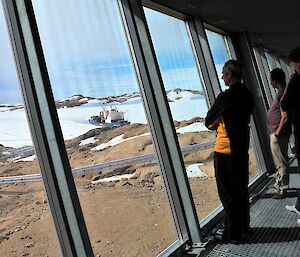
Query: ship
[[88, 106, 130, 128]]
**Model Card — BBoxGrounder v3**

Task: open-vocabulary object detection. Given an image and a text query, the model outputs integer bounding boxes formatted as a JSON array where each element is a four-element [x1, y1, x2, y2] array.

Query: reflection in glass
[[0, 4, 60, 256], [206, 29, 230, 91], [31, 0, 177, 256], [144, 8, 220, 220]]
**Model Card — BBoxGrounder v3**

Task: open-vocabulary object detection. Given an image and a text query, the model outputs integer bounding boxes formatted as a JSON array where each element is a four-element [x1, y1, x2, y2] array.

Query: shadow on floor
[[238, 227, 300, 244], [260, 189, 300, 199]]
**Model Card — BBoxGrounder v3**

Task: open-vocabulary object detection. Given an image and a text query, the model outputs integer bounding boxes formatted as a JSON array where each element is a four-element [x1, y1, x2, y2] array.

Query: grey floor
[[205, 168, 300, 257]]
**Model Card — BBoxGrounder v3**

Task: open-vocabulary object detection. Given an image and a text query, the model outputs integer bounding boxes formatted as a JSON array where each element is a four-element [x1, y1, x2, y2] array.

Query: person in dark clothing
[[267, 68, 291, 198], [205, 60, 254, 242], [282, 47, 300, 222]]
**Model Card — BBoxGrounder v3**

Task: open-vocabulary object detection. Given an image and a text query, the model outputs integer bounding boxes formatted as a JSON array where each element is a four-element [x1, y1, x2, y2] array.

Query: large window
[[31, 0, 177, 256], [144, 8, 221, 221], [0, 4, 60, 257]]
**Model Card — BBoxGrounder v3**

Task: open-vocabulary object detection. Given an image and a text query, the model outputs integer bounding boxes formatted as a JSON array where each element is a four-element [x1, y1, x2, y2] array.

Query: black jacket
[[205, 83, 254, 156], [281, 73, 300, 126]]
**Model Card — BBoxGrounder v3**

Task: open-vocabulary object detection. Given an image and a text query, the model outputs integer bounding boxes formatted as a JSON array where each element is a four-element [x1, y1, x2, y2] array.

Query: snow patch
[[13, 155, 36, 162], [186, 163, 208, 178], [177, 122, 207, 134], [91, 174, 135, 184], [79, 137, 98, 146], [91, 133, 150, 151], [79, 97, 89, 102]]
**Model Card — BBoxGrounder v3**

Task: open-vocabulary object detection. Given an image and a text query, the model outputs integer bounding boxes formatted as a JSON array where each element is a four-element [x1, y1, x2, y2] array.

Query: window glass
[[206, 29, 230, 91], [31, 1, 177, 256], [144, 8, 220, 221], [265, 51, 281, 70], [0, 4, 60, 257]]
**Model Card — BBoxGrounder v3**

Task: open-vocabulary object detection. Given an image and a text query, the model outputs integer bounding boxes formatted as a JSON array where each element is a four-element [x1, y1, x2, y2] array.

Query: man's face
[[290, 61, 300, 74], [222, 67, 231, 87]]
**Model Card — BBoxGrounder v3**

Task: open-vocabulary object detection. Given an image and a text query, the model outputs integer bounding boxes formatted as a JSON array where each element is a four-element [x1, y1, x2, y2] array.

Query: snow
[[176, 122, 207, 134], [91, 134, 124, 151], [0, 91, 208, 148], [13, 155, 36, 162], [79, 97, 89, 102], [91, 133, 150, 151], [81, 99, 106, 107], [91, 174, 135, 184], [0, 107, 13, 112], [79, 137, 98, 146], [60, 95, 81, 101], [0, 109, 33, 148], [185, 163, 208, 178], [90, 163, 206, 184]]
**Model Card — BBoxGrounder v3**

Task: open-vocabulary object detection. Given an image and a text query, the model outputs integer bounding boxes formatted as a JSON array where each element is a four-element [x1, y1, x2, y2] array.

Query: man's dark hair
[[270, 68, 286, 85], [289, 47, 300, 62], [223, 60, 243, 79]]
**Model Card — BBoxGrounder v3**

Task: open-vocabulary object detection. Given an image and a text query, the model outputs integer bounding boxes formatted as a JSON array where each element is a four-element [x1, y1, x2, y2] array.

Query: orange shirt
[[214, 118, 231, 155]]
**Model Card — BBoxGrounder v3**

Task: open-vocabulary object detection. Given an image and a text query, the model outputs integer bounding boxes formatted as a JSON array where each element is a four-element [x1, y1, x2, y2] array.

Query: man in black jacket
[[205, 60, 254, 242], [282, 47, 300, 222]]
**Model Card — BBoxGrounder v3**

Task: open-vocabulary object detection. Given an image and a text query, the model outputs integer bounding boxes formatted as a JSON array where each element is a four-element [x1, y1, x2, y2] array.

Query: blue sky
[[0, 1, 229, 104]]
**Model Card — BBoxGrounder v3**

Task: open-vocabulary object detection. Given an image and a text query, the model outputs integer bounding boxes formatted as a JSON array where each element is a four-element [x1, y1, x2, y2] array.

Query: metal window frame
[[280, 58, 290, 79], [230, 32, 274, 174], [2, 0, 94, 257], [253, 46, 273, 108], [118, 1, 203, 254], [188, 17, 221, 102], [265, 50, 277, 70], [260, 48, 277, 99], [142, 0, 187, 20], [224, 37, 267, 181]]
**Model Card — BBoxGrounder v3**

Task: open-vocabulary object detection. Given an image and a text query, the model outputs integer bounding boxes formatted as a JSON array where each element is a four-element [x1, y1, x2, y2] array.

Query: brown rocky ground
[[0, 123, 258, 257]]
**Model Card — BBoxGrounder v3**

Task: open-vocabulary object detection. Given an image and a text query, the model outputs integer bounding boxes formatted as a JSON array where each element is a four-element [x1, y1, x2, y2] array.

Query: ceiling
[[149, 0, 300, 58]]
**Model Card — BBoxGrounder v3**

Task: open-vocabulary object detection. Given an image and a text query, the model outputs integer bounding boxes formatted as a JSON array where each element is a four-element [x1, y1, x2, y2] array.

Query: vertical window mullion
[[2, 1, 94, 256], [118, 0, 203, 247]]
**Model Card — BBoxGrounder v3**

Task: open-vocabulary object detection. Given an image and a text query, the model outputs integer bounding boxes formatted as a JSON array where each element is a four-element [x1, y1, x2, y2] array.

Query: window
[[31, 1, 177, 256], [144, 7, 221, 221], [0, 4, 60, 256]]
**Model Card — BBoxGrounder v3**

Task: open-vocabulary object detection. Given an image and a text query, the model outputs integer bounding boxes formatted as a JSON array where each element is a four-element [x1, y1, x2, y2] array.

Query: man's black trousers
[[214, 152, 250, 239]]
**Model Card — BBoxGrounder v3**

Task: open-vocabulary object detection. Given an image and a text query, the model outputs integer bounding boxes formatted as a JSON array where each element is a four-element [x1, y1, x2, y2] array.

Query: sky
[[0, 0, 229, 104]]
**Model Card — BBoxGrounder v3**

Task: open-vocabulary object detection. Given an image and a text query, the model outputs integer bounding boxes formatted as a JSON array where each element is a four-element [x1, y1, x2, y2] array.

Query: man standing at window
[[205, 60, 254, 243], [267, 68, 291, 199], [282, 47, 300, 222]]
